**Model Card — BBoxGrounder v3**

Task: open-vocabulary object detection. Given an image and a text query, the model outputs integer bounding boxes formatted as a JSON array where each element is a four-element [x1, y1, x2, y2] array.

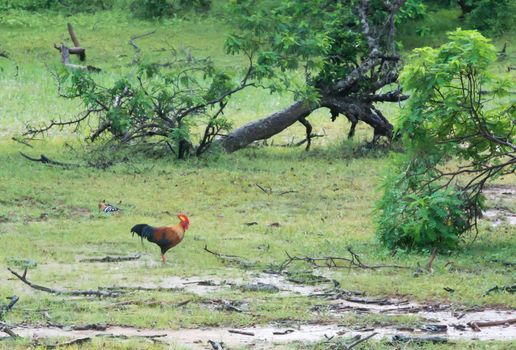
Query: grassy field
[[0, 5, 514, 350]]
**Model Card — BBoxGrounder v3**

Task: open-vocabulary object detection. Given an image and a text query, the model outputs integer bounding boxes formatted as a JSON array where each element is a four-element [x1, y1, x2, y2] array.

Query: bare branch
[[8, 268, 123, 297]]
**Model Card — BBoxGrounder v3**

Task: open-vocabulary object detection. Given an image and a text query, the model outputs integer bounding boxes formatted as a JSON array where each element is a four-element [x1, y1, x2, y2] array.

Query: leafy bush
[[25, 47, 250, 160], [377, 157, 472, 252], [376, 29, 514, 256]]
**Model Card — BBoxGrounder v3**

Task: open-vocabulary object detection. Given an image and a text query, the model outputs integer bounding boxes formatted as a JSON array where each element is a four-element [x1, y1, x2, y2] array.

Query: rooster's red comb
[[178, 213, 189, 223]]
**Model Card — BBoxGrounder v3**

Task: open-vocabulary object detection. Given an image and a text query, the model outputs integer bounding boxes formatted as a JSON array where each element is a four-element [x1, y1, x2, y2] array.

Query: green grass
[[0, 5, 515, 349]]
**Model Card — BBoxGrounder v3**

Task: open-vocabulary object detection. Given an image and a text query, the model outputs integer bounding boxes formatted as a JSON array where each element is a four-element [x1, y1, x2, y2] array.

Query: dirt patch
[[4, 269, 515, 346], [4, 313, 515, 350], [482, 185, 516, 226]]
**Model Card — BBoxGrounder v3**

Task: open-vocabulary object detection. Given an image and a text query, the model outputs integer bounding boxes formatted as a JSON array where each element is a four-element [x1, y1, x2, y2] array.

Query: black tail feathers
[[131, 224, 154, 239]]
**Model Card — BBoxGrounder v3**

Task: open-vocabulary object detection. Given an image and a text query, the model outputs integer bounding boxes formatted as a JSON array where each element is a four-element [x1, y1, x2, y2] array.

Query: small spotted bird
[[98, 200, 120, 213], [130, 214, 190, 263]]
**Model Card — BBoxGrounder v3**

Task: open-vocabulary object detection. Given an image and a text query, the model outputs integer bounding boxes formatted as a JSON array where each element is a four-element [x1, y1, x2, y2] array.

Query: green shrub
[[376, 29, 514, 256], [376, 157, 472, 252]]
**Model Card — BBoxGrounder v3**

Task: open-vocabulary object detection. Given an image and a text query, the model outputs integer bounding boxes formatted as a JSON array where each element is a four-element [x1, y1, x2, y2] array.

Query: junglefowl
[[98, 200, 120, 213], [131, 214, 190, 263]]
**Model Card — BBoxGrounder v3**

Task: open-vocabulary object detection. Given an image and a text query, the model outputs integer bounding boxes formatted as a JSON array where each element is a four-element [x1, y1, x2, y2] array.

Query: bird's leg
[[161, 253, 167, 264]]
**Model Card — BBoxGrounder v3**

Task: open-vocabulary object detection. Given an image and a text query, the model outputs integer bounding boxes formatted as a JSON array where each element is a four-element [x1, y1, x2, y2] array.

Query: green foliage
[[130, 0, 211, 19], [376, 29, 515, 252], [225, 0, 410, 100], [395, 0, 427, 24], [464, 0, 516, 36], [377, 157, 471, 251], [130, 0, 174, 19], [0, 0, 113, 12]]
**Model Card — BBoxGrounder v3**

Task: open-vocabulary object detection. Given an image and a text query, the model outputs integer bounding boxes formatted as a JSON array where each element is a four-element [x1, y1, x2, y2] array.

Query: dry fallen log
[[468, 318, 516, 332], [8, 268, 123, 298], [79, 254, 141, 263]]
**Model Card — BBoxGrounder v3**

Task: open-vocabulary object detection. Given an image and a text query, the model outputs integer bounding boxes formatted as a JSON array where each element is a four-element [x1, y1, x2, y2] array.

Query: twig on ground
[[175, 299, 191, 307], [69, 324, 108, 331], [0, 324, 18, 338], [273, 329, 295, 335], [483, 285, 516, 296], [255, 183, 297, 195], [43, 337, 92, 349], [203, 245, 254, 267], [8, 268, 123, 297], [20, 152, 80, 168], [100, 333, 167, 340], [99, 285, 182, 293], [79, 254, 141, 263], [468, 318, 516, 331], [344, 332, 378, 350], [278, 247, 409, 273], [256, 183, 272, 194], [0, 296, 20, 338], [228, 329, 255, 336], [129, 30, 157, 54], [391, 334, 448, 344]]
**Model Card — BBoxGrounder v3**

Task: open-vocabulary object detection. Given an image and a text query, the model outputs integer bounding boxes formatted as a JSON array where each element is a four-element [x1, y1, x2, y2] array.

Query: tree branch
[[8, 268, 123, 297]]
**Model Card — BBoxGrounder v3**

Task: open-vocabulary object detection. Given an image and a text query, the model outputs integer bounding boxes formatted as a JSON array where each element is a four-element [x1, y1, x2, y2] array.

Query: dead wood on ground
[[79, 254, 141, 263], [8, 268, 123, 297], [43, 337, 92, 348], [483, 285, 516, 296], [20, 152, 80, 168], [203, 245, 254, 267], [54, 23, 101, 71], [278, 247, 409, 272], [468, 318, 516, 331], [0, 296, 19, 338], [228, 329, 255, 336]]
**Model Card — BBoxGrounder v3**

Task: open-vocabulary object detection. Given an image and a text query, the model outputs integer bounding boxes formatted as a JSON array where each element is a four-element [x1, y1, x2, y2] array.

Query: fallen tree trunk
[[221, 92, 407, 153], [219, 0, 409, 153], [222, 101, 313, 153]]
